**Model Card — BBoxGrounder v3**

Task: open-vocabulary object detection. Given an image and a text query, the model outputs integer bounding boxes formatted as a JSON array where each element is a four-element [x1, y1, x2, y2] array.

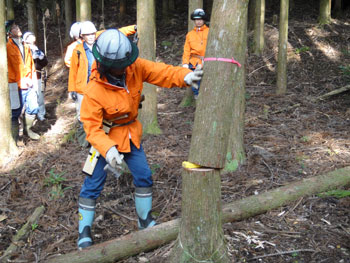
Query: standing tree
[[137, 0, 161, 134], [119, 0, 126, 20], [252, 0, 265, 55], [168, 0, 249, 262], [180, 0, 203, 107], [276, 0, 289, 95], [64, 0, 72, 43], [27, 0, 38, 37], [6, 0, 14, 20], [0, 0, 18, 164], [76, 0, 81, 21], [319, 0, 331, 25], [80, 0, 91, 21]]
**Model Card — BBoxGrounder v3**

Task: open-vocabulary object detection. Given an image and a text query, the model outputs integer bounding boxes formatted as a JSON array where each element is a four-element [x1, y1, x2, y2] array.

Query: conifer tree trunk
[[319, 0, 331, 25], [180, 0, 203, 107], [119, 0, 126, 20], [252, 0, 265, 55], [64, 0, 72, 43], [27, 0, 38, 37], [75, 0, 80, 21], [248, 0, 255, 30], [0, 0, 17, 164], [168, 0, 175, 12], [6, 0, 14, 20], [137, 0, 161, 135], [276, 0, 289, 95], [80, 0, 91, 21], [224, 1, 248, 172], [168, 0, 249, 261]]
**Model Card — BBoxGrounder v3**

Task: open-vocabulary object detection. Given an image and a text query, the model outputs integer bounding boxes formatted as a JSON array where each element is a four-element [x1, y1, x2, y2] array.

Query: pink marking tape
[[203, 57, 241, 67]]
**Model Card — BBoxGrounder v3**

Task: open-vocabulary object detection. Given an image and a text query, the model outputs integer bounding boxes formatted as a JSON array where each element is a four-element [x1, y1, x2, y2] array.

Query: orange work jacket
[[64, 39, 82, 67], [182, 25, 209, 68], [7, 38, 36, 89], [68, 25, 137, 94], [80, 58, 191, 157]]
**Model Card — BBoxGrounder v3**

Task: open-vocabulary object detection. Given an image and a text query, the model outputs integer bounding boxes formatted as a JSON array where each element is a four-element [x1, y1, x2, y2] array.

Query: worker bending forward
[[77, 29, 202, 249]]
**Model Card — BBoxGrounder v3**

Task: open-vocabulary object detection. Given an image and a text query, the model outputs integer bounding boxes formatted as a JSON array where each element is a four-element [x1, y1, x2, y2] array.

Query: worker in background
[[68, 21, 138, 147], [64, 22, 82, 68], [182, 8, 209, 99], [23, 32, 49, 121], [77, 29, 203, 249], [6, 20, 41, 141]]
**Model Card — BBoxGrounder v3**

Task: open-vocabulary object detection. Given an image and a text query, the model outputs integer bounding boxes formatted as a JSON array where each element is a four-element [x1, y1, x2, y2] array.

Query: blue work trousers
[[12, 88, 39, 121], [79, 142, 153, 200], [189, 63, 201, 96]]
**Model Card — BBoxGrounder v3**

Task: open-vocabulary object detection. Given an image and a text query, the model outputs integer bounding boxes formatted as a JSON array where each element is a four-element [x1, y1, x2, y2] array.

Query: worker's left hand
[[184, 65, 203, 89]]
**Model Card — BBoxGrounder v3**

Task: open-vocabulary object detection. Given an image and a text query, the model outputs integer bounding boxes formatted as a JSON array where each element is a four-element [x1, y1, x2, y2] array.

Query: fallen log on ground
[[313, 85, 350, 101], [47, 166, 350, 263], [1, 206, 45, 262]]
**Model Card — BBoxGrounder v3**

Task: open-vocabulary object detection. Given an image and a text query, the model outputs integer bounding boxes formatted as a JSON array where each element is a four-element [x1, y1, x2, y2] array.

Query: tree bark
[[180, 0, 203, 107], [64, 0, 72, 44], [276, 0, 289, 95], [318, 0, 331, 25], [224, 0, 248, 172], [137, 0, 161, 135], [168, 168, 230, 262], [119, 0, 126, 20], [1, 206, 45, 262], [6, 0, 14, 20], [252, 0, 265, 55], [47, 166, 350, 263], [0, 0, 17, 164], [76, 0, 80, 21], [27, 0, 38, 37], [188, 0, 247, 168], [80, 0, 91, 21]]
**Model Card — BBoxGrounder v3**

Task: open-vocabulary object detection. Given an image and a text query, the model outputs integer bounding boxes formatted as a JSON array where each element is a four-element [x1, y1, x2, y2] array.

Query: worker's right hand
[[106, 146, 124, 168], [184, 65, 203, 89], [182, 64, 189, 68]]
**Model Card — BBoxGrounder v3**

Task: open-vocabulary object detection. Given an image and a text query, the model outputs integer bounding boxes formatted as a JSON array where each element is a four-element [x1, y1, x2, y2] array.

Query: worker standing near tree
[[23, 32, 49, 121], [77, 29, 203, 249], [6, 20, 41, 142], [182, 8, 209, 99]]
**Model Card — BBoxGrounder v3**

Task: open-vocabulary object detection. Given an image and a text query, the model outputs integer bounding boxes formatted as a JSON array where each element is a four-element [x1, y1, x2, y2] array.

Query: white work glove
[[20, 77, 33, 89], [106, 146, 124, 168], [184, 64, 203, 89], [182, 64, 189, 68]]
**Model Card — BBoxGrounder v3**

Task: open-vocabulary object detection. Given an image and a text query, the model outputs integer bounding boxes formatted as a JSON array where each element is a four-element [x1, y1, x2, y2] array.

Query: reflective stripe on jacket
[[80, 58, 191, 157], [7, 38, 36, 89], [182, 25, 209, 67]]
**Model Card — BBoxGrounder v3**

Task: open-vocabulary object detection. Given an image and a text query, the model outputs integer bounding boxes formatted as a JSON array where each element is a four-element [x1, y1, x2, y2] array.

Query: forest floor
[[1, 5, 350, 263]]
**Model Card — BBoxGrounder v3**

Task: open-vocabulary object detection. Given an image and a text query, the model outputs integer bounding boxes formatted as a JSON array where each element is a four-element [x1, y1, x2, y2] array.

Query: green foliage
[[62, 128, 76, 144], [318, 189, 350, 199], [44, 169, 66, 186], [295, 46, 310, 54], [341, 48, 350, 57], [161, 41, 173, 48], [150, 163, 161, 174], [31, 223, 38, 231], [301, 136, 310, 142], [245, 92, 251, 100], [339, 65, 350, 79]]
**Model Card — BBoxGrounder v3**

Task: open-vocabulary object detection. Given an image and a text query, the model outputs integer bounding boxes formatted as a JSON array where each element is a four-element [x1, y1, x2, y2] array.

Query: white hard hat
[[23, 31, 35, 43], [69, 22, 81, 39], [92, 29, 138, 69], [80, 21, 97, 35]]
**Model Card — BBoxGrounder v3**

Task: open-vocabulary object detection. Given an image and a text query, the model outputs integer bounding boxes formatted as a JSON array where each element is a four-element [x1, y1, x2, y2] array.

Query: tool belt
[[82, 117, 135, 176], [190, 54, 204, 64]]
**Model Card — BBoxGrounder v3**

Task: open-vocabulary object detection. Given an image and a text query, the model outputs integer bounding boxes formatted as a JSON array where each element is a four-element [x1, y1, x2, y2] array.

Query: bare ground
[[1, 5, 350, 263]]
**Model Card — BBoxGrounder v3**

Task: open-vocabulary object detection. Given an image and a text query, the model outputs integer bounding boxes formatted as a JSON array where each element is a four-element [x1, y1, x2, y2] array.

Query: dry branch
[[47, 167, 350, 263], [313, 85, 350, 101], [1, 206, 45, 262]]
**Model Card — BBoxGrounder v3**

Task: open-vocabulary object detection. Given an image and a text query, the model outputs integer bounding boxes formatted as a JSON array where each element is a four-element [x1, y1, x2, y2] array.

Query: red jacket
[[80, 58, 191, 156]]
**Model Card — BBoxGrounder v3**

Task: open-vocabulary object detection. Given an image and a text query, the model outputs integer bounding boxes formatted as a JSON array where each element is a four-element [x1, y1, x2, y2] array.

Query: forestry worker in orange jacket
[[182, 8, 209, 99], [77, 29, 203, 249], [6, 20, 40, 141], [68, 21, 137, 147]]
